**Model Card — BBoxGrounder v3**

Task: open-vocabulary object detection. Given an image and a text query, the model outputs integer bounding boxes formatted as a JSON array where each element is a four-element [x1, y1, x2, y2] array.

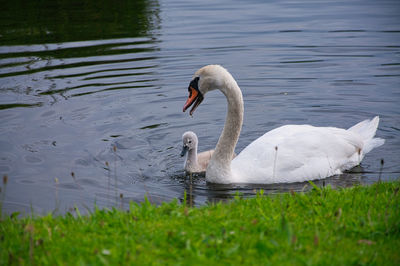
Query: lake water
[[0, 0, 399, 215]]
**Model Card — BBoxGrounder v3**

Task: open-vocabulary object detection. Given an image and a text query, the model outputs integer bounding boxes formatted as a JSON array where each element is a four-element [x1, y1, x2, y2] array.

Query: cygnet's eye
[[188, 140, 192, 144]]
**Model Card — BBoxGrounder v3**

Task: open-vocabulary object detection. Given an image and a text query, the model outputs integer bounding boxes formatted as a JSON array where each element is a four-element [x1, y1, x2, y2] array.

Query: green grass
[[1, 181, 399, 265]]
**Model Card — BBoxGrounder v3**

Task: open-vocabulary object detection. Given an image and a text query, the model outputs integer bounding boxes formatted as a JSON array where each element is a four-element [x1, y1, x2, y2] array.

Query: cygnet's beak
[[180, 145, 189, 157]]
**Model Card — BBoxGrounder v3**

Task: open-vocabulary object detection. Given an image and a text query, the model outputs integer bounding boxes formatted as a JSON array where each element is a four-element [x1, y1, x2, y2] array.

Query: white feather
[[187, 65, 385, 184]]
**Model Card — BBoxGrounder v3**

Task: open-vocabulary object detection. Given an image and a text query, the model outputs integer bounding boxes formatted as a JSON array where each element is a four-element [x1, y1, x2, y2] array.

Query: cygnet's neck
[[207, 74, 243, 182], [187, 145, 199, 167]]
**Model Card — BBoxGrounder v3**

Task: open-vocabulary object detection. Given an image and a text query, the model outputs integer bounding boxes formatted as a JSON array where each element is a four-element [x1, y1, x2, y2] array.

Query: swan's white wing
[[231, 125, 364, 183]]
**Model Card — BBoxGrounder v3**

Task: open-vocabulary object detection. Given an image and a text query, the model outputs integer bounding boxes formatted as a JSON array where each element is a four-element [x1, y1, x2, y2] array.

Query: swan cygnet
[[182, 64, 385, 184], [181, 131, 214, 173]]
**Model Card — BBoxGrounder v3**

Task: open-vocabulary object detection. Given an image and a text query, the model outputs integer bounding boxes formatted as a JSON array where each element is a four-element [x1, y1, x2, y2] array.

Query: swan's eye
[[189, 77, 200, 91], [188, 140, 192, 144]]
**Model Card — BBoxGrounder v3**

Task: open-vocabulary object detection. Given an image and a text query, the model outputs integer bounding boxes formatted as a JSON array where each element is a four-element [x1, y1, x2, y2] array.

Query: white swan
[[181, 131, 214, 173], [182, 64, 385, 184]]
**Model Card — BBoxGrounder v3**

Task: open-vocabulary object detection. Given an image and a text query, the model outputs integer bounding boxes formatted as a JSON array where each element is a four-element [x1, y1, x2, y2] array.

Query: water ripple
[[0, 0, 399, 214]]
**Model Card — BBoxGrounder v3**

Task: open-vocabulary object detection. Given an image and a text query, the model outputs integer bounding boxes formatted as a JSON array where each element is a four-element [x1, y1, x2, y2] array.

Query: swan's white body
[[229, 121, 383, 184], [183, 65, 385, 184]]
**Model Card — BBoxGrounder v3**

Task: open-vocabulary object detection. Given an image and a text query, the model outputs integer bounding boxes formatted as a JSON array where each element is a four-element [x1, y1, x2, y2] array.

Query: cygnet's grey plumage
[[181, 131, 214, 173]]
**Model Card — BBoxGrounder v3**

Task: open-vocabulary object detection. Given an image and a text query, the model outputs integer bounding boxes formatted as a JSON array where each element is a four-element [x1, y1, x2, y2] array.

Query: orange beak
[[183, 86, 203, 116], [183, 86, 198, 111]]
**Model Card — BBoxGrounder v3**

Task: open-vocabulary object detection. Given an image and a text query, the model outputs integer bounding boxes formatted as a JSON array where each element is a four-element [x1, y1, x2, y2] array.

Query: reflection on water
[[177, 166, 368, 207], [0, 0, 160, 45], [0, 0, 399, 215]]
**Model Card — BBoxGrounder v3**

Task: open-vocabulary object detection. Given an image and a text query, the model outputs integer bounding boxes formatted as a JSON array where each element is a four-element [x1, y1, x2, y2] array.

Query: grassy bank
[[1, 181, 399, 265]]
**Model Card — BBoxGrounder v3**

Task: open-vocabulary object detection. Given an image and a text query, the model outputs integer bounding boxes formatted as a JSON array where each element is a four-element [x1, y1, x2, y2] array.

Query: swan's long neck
[[207, 75, 243, 183]]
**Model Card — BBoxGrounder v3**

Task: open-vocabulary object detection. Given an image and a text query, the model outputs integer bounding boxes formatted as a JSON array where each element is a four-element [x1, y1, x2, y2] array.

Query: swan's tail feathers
[[363, 137, 385, 154], [348, 116, 379, 140], [348, 116, 385, 154]]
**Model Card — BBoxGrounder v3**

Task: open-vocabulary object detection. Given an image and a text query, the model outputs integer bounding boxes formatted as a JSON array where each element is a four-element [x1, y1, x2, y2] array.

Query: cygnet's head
[[181, 131, 198, 157], [183, 65, 234, 116]]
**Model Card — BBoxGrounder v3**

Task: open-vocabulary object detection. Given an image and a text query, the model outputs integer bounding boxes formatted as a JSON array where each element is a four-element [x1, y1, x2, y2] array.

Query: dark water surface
[[0, 0, 399, 214]]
